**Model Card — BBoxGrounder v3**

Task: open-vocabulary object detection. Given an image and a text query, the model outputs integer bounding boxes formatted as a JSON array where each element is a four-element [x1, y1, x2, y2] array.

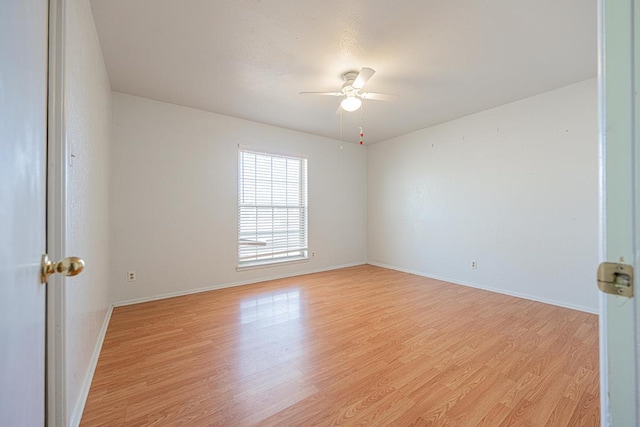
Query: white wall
[[110, 93, 367, 304], [65, 0, 112, 424], [368, 79, 598, 312]]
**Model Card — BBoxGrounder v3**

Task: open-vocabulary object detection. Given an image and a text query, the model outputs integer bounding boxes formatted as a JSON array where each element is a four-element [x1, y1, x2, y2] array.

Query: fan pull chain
[[359, 101, 364, 145]]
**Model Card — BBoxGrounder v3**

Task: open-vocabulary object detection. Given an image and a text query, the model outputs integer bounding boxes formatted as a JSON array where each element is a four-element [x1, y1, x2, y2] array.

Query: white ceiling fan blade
[[299, 91, 343, 96], [352, 67, 375, 89], [360, 92, 398, 101], [335, 104, 343, 115]]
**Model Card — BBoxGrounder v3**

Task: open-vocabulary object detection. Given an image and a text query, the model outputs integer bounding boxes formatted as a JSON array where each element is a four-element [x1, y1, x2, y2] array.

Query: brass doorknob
[[40, 254, 85, 284]]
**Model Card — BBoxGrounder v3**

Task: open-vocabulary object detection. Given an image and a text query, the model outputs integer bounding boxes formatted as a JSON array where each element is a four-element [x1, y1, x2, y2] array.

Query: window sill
[[236, 257, 309, 272]]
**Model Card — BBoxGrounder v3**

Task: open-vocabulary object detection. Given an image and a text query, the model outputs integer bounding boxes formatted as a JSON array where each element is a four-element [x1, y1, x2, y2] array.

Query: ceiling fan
[[300, 67, 395, 113]]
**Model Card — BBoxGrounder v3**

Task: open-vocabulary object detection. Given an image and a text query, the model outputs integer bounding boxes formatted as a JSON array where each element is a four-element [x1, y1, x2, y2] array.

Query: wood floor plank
[[81, 265, 599, 426]]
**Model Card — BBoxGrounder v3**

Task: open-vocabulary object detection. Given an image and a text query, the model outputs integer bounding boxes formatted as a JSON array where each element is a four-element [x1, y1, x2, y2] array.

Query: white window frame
[[237, 147, 308, 269]]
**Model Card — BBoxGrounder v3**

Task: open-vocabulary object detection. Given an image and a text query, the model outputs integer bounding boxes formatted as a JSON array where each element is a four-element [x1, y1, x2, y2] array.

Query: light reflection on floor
[[239, 288, 301, 326], [235, 287, 307, 392]]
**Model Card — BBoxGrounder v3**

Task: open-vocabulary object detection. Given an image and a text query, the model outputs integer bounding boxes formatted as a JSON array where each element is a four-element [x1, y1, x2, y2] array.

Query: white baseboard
[[367, 261, 598, 314], [113, 261, 367, 307], [70, 305, 114, 427]]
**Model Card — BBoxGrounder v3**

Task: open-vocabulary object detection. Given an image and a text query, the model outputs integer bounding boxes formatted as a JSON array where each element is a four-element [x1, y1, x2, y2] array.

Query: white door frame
[[598, 0, 639, 425], [47, 0, 69, 425]]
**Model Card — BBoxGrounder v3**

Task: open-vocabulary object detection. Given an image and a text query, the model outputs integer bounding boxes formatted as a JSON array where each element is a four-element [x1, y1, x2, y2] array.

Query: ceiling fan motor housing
[[342, 71, 359, 94], [343, 71, 359, 82]]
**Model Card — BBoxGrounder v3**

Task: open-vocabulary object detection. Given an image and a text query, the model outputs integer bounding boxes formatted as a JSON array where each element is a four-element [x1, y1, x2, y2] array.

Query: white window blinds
[[238, 148, 308, 267]]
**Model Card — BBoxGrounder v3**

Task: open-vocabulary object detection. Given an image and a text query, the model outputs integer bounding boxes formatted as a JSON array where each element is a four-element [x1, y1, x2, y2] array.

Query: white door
[[599, 0, 640, 425], [0, 0, 49, 425]]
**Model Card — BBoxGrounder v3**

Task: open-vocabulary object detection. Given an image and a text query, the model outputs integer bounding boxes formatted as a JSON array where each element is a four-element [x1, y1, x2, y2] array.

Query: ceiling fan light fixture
[[340, 95, 362, 112]]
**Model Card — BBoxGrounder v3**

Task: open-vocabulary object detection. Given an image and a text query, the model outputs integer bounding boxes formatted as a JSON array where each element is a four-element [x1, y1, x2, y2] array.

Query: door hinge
[[597, 262, 633, 297]]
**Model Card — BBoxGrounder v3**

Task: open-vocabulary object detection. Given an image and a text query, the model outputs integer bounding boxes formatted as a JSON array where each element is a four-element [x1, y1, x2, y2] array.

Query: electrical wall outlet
[[471, 261, 477, 269], [127, 271, 136, 282], [311, 251, 316, 258]]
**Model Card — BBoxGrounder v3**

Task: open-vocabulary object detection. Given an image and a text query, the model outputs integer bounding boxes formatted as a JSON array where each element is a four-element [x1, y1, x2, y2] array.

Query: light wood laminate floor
[[81, 265, 599, 426]]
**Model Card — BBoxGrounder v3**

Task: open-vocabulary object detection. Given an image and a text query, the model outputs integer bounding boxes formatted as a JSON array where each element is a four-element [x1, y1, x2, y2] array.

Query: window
[[238, 148, 308, 268]]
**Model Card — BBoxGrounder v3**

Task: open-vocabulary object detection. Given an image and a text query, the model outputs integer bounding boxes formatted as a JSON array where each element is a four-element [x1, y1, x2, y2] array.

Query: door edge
[[46, 0, 68, 425]]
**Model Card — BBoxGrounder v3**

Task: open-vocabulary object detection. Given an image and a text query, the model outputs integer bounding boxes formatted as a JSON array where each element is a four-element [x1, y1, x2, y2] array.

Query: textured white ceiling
[[89, 0, 596, 144]]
